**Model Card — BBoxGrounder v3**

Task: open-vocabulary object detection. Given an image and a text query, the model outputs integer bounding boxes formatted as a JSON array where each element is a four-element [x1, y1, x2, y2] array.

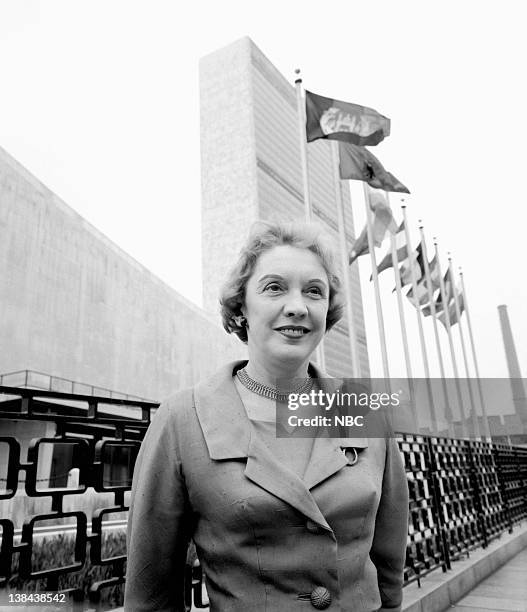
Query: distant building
[[200, 37, 370, 378]]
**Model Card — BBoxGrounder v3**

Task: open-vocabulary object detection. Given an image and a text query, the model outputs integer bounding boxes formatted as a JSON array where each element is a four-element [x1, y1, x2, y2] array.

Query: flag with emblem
[[306, 90, 390, 146], [338, 142, 410, 193]]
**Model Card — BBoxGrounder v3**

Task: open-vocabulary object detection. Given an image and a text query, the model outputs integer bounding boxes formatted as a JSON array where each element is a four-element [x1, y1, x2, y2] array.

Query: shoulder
[[140, 387, 208, 469], [152, 386, 199, 433], [161, 386, 195, 413]]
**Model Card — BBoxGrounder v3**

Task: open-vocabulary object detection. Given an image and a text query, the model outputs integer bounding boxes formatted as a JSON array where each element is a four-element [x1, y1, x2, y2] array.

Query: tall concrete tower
[[199, 37, 369, 377]]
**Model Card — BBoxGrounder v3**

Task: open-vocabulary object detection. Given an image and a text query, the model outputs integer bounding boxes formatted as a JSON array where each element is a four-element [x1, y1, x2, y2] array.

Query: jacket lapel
[[245, 431, 332, 531], [194, 360, 367, 531], [302, 364, 369, 490], [194, 361, 250, 459]]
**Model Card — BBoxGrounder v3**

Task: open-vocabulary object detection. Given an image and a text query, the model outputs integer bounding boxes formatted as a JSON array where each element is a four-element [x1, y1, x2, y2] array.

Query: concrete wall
[[0, 145, 246, 403]]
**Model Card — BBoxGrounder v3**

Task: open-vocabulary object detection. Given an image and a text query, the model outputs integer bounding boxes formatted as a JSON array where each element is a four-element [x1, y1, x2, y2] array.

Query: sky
[[1, 0, 526, 381]]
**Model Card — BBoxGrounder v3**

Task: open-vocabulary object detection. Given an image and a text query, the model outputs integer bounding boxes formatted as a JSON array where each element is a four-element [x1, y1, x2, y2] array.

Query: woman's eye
[[306, 286, 323, 296], [264, 283, 282, 292]]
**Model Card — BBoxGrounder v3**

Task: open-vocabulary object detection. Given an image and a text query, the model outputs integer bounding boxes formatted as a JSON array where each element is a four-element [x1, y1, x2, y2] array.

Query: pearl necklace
[[236, 367, 313, 403]]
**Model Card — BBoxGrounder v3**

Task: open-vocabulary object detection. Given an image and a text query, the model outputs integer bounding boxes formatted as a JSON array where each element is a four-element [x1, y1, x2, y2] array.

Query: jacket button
[[310, 586, 331, 609], [306, 520, 323, 534]]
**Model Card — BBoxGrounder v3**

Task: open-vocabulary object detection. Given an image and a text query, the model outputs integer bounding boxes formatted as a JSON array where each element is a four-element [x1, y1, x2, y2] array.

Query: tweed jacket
[[124, 361, 409, 612]]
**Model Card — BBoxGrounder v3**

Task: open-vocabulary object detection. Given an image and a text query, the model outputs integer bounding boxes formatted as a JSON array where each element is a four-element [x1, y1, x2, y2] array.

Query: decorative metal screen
[[398, 433, 447, 585], [428, 437, 482, 559], [0, 385, 156, 608]]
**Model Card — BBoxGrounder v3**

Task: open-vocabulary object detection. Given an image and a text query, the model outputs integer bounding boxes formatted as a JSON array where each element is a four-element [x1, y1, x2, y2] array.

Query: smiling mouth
[[274, 326, 310, 338]]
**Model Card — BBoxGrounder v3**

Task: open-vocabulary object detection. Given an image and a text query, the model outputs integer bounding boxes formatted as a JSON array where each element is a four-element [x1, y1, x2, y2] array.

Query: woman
[[124, 221, 409, 612]]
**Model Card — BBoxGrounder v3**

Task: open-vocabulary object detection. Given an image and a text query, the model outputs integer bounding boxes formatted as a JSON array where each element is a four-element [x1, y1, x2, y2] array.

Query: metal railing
[[1, 387, 527, 609], [399, 433, 527, 586], [0, 370, 152, 402]]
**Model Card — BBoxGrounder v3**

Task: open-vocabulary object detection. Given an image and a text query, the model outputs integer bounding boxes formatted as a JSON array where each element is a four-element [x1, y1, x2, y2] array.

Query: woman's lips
[[275, 327, 310, 339]]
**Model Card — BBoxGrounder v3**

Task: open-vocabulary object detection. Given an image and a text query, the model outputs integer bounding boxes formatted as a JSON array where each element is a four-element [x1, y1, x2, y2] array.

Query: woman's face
[[242, 245, 329, 372]]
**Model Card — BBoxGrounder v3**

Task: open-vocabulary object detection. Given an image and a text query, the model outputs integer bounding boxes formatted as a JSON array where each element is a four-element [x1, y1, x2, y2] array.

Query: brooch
[[341, 447, 358, 466]]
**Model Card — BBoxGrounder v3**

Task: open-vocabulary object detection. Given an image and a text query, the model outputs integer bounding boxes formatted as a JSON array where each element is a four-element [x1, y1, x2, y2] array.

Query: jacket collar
[[194, 360, 368, 530]]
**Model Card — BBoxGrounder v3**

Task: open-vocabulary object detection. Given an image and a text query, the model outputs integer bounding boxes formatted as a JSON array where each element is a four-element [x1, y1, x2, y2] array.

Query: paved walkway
[[448, 547, 527, 611]]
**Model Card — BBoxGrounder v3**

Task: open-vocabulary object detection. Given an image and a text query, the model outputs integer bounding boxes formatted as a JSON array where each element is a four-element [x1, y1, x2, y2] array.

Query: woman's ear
[[232, 313, 247, 328], [237, 302, 249, 330]]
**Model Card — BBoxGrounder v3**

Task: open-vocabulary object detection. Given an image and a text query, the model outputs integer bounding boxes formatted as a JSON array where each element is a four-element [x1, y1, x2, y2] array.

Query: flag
[[406, 253, 442, 306], [427, 256, 442, 290], [422, 292, 442, 317], [349, 226, 369, 264], [438, 290, 464, 327], [375, 221, 407, 277], [406, 279, 430, 307], [368, 188, 397, 235], [338, 142, 410, 194], [422, 270, 453, 316], [349, 189, 396, 264], [437, 269, 454, 308], [306, 90, 390, 146], [398, 242, 425, 288]]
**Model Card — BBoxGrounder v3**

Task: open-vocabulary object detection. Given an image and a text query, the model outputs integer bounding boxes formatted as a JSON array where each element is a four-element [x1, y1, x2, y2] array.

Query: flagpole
[[363, 183, 390, 380], [295, 69, 325, 369], [448, 256, 480, 439], [434, 240, 468, 438], [331, 142, 361, 378], [459, 268, 492, 441], [401, 206, 437, 433], [294, 70, 312, 223], [419, 223, 455, 437], [388, 204, 419, 428]]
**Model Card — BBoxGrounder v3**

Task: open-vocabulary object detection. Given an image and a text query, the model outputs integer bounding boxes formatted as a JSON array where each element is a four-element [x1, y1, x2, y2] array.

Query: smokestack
[[498, 305, 527, 429]]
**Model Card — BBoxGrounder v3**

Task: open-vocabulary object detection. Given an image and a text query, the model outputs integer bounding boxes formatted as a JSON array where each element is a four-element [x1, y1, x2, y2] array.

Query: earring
[[233, 315, 247, 327]]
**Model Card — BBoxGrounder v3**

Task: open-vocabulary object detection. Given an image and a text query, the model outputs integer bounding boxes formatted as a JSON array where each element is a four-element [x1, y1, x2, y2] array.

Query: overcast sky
[[1, 0, 525, 381]]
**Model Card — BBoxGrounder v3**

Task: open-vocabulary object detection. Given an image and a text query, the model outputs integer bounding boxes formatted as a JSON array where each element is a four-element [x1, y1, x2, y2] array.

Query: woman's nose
[[283, 293, 308, 317]]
